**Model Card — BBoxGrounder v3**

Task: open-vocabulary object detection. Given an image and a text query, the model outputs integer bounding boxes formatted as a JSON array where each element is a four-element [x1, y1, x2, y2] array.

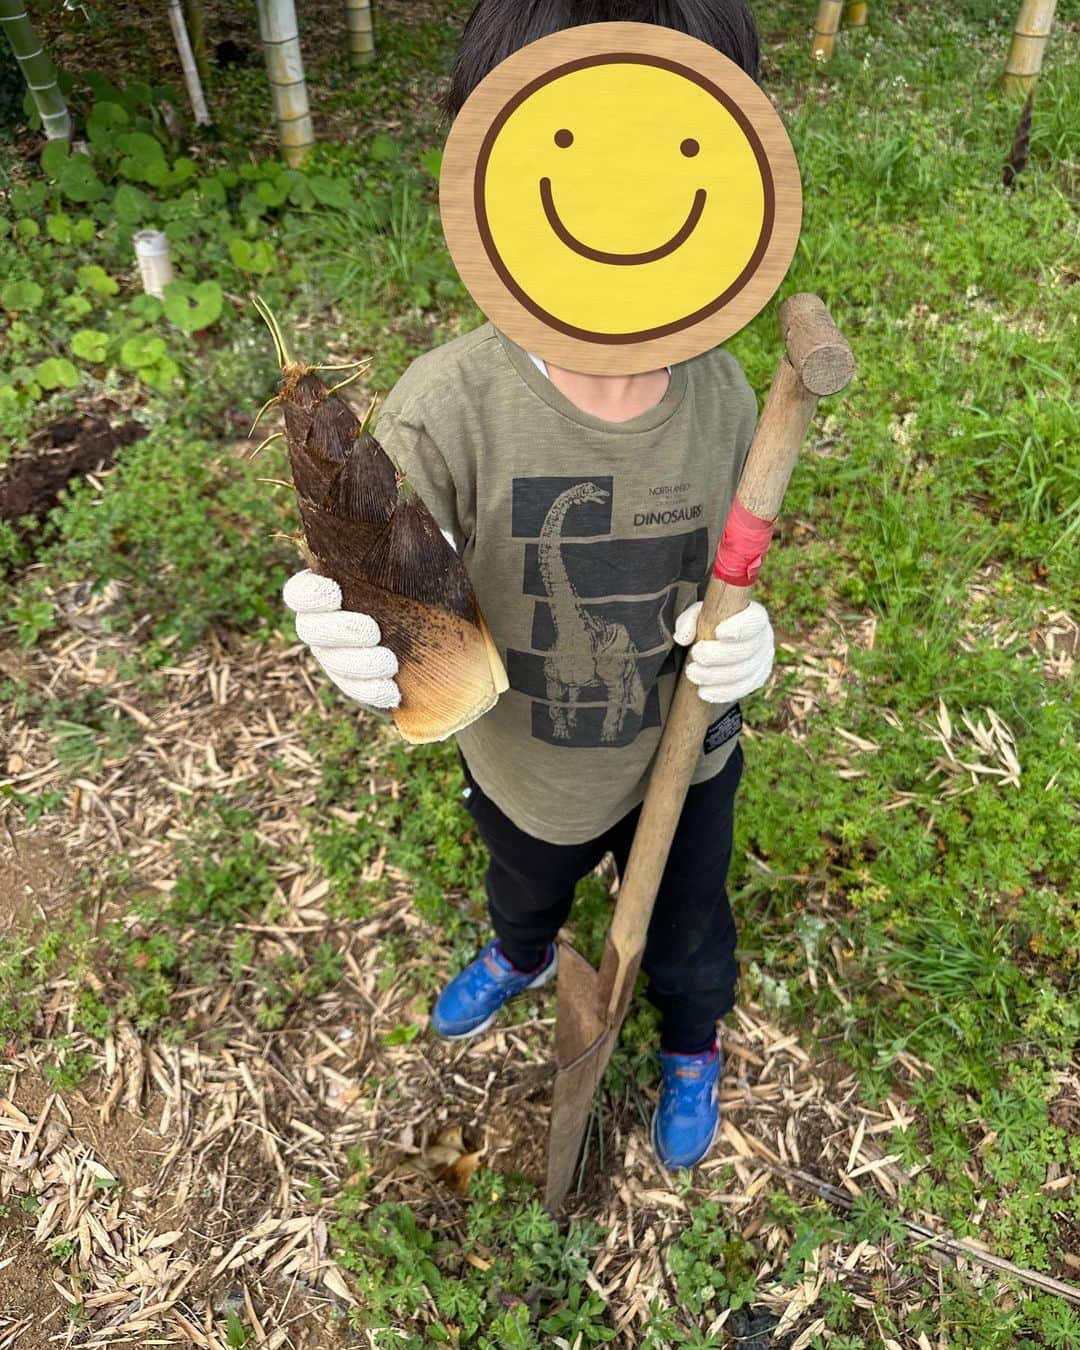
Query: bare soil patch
[[0, 416, 147, 533], [0, 1214, 68, 1350], [0, 829, 77, 934]]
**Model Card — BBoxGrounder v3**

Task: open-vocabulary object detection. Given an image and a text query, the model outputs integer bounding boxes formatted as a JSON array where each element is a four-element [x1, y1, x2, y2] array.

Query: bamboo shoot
[[256, 302, 507, 744]]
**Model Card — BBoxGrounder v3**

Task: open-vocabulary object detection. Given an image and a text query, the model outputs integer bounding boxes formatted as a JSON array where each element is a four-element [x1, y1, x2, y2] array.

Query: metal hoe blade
[[544, 941, 611, 1208]]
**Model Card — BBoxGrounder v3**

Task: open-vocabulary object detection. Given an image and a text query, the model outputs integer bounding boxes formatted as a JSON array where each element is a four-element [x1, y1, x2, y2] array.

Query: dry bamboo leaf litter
[[3, 598, 1077, 1345]]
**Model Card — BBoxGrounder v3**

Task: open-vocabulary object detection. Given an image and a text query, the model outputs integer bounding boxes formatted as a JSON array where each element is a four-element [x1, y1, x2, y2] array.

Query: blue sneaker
[[431, 940, 557, 1040], [651, 1042, 722, 1171]]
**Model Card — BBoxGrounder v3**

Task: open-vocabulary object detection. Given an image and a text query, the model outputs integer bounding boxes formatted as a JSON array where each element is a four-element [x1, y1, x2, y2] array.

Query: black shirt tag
[[703, 703, 742, 754]]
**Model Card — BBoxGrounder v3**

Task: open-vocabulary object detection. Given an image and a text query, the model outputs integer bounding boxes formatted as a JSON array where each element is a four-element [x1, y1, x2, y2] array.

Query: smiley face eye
[[554, 128, 574, 148], [680, 138, 700, 157]]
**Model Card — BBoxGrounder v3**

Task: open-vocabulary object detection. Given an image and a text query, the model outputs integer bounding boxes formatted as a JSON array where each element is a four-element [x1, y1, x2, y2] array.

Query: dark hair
[[445, 0, 760, 118]]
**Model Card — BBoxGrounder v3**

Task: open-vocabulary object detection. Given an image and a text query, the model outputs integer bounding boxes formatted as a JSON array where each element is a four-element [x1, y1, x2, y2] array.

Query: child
[[284, 0, 774, 1172]]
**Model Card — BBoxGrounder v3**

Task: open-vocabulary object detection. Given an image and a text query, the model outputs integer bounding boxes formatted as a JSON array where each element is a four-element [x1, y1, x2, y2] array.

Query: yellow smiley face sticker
[[440, 22, 802, 374]]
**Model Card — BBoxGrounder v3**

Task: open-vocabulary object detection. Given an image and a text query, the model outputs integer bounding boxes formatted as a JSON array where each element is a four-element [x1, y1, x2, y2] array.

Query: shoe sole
[[650, 1105, 720, 1174], [434, 950, 559, 1041]]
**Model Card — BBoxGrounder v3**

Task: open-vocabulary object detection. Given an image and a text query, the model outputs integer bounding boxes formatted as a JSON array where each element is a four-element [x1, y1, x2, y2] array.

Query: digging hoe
[[545, 293, 855, 1212]]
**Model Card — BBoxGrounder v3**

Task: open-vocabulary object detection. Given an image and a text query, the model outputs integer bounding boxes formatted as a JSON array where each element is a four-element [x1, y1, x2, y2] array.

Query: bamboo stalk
[[811, 0, 844, 61], [0, 0, 69, 140], [181, 0, 209, 80], [255, 0, 315, 167], [843, 0, 868, 28], [345, 0, 375, 66], [1004, 0, 1057, 95], [166, 0, 211, 127]]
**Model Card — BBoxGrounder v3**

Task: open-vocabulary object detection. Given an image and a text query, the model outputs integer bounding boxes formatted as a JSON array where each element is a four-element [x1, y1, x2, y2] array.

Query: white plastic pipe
[[133, 230, 175, 298], [166, 0, 211, 126]]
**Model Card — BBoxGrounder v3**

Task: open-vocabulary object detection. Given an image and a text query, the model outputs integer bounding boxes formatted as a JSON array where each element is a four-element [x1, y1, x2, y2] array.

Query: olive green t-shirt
[[375, 322, 757, 845]]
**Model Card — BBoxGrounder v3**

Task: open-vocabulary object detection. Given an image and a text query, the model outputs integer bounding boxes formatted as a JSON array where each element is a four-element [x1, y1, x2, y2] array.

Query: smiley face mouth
[[538, 177, 707, 265]]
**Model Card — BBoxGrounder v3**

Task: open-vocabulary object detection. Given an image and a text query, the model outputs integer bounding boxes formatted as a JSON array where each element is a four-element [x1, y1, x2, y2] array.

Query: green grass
[[1, 0, 1078, 1343]]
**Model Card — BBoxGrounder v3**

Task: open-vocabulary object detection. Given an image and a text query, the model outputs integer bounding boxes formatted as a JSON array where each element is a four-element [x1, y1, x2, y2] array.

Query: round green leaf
[[162, 158, 197, 188], [60, 157, 106, 204], [164, 217, 197, 244], [117, 130, 165, 161], [308, 175, 353, 210], [85, 74, 123, 103], [86, 100, 130, 148], [1, 280, 45, 313], [71, 329, 109, 362], [240, 190, 267, 220], [118, 131, 167, 185], [12, 182, 46, 213], [285, 173, 315, 209], [228, 237, 275, 275], [59, 294, 94, 321], [140, 354, 181, 392], [256, 178, 290, 208], [141, 159, 170, 188], [199, 176, 227, 207], [113, 184, 153, 226], [46, 212, 72, 243], [15, 218, 40, 239], [128, 294, 163, 322], [369, 133, 397, 163], [40, 139, 70, 180], [163, 280, 224, 334], [76, 265, 119, 297], [121, 336, 167, 369], [72, 219, 96, 244], [35, 357, 80, 390]]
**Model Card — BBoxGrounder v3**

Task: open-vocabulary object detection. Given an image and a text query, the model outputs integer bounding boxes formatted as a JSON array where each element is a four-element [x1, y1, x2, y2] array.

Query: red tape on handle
[[712, 497, 776, 587]]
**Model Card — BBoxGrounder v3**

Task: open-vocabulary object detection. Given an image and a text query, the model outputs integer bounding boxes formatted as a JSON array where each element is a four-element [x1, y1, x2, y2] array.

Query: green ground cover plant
[[1, 0, 1077, 1343]]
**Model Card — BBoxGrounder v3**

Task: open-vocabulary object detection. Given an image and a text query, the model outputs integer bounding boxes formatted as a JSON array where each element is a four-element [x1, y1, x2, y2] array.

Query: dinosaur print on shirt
[[508, 476, 709, 749]]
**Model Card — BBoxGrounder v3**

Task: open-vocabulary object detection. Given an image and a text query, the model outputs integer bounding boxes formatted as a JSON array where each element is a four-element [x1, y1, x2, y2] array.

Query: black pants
[[460, 744, 742, 1054]]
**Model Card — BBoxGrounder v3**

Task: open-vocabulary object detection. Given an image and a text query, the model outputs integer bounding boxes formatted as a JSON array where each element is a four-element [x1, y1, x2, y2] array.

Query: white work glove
[[283, 569, 401, 709], [674, 599, 774, 704]]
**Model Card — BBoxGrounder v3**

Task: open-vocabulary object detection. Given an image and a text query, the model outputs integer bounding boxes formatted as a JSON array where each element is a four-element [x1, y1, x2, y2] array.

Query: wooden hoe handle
[[598, 294, 854, 1018]]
